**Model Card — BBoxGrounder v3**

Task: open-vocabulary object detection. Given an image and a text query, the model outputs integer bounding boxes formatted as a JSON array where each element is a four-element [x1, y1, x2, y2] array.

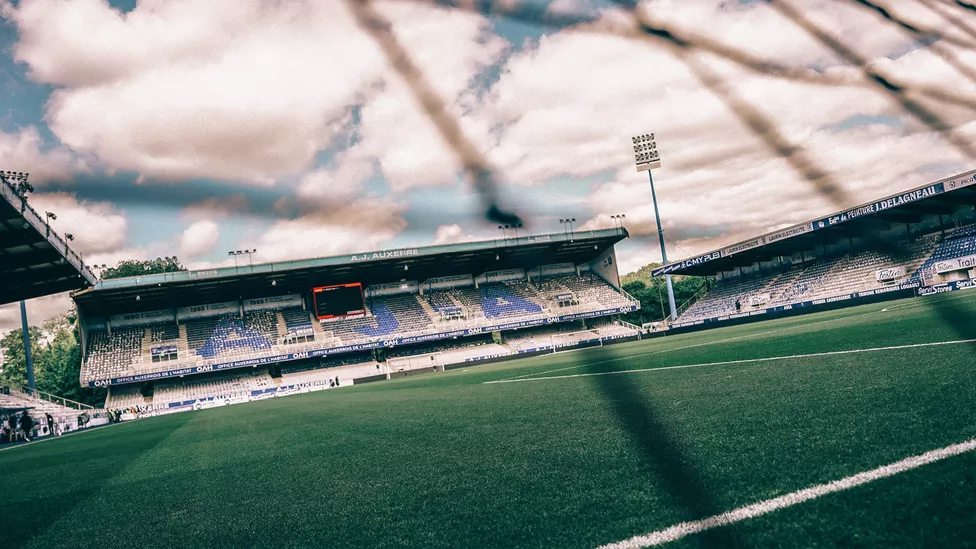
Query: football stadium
[[3, 164, 976, 548], [4, 1, 976, 546]]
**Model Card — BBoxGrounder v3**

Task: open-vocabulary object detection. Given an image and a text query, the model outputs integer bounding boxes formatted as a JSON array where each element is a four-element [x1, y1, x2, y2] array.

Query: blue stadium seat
[[282, 308, 314, 336], [480, 285, 543, 318], [355, 302, 400, 337], [196, 318, 273, 358], [912, 228, 976, 282]]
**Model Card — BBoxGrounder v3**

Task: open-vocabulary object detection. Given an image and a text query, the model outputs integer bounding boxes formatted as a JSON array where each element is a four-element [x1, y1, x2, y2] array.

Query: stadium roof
[[653, 168, 976, 277], [0, 174, 97, 306], [72, 228, 627, 317]]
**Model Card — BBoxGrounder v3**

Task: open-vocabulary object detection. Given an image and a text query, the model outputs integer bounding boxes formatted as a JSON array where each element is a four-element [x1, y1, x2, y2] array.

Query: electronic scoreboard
[[311, 283, 366, 321]]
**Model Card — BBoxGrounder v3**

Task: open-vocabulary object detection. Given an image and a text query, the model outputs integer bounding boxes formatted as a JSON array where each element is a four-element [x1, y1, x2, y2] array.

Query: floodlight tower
[[20, 300, 35, 390], [632, 133, 677, 322]]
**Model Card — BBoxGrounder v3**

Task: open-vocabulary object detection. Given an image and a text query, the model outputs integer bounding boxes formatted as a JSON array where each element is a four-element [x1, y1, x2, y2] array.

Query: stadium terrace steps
[[105, 385, 146, 410], [275, 312, 289, 339], [281, 308, 314, 336], [914, 229, 976, 282], [151, 369, 275, 407], [0, 390, 82, 419], [82, 274, 634, 384], [177, 325, 189, 353], [281, 360, 379, 385], [676, 228, 966, 324], [416, 294, 441, 320]]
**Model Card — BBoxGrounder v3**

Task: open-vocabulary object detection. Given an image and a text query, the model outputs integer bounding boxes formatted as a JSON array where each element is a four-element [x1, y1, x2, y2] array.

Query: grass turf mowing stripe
[[501, 305, 903, 381], [596, 437, 976, 549], [485, 338, 976, 384]]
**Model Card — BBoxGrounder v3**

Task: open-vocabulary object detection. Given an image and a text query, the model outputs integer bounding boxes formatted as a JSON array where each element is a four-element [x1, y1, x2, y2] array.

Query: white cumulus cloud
[[26, 192, 129, 254], [180, 220, 220, 258]]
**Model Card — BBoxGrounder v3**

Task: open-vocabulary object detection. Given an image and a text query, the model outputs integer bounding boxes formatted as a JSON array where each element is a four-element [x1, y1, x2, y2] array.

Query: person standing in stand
[[20, 411, 34, 442], [1, 415, 11, 443]]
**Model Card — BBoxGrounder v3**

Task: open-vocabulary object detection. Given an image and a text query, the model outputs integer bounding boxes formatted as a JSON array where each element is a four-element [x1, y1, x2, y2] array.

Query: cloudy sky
[[3, 0, 976, 332]]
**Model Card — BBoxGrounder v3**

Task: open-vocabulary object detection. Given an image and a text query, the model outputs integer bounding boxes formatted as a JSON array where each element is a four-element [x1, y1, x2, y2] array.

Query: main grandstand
[[70, 229, 641, 414], [656, 169, 976, 329]]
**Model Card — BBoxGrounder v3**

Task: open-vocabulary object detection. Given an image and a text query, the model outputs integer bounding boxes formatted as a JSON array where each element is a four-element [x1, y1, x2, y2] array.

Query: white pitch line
[[484, 338, 976, 384], [502, 306, 890, 381], [597, 437, 976, 549]]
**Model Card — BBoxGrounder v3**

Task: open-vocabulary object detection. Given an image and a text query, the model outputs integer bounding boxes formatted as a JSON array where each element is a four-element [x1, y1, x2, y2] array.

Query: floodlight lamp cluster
[[632, 133, 661, 171], [0, 170, 29, 182], [497, 223, 523, 230], [558, 218, 577, 224], [228, 249, 257, 256]]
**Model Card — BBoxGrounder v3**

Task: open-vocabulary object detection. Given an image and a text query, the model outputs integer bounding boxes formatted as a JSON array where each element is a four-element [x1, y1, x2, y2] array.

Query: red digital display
[[312, 283, 366, 321]]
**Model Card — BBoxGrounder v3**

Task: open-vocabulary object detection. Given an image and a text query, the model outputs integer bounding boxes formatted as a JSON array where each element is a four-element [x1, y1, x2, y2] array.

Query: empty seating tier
[[82, 274, 635, 383], [676, 229, 952, 324]]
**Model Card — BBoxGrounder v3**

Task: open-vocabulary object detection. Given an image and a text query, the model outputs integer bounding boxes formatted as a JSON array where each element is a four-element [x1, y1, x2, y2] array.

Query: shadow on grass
[[0, 414, 193, 549], [581, 345, 745, 549]]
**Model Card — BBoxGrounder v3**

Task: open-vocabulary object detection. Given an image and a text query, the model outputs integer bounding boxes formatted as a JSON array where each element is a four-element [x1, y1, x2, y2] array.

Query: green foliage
[[618, 265, 710, 325], [0, 310, 105, 406], [0, 326, 43, 388], [100, 257, 186, 280]]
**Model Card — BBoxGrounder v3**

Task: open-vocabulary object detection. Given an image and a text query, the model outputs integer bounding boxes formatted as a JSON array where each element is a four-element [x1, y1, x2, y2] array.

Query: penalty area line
[[597, 436, 976, 548], [484, 338, 976, 384]]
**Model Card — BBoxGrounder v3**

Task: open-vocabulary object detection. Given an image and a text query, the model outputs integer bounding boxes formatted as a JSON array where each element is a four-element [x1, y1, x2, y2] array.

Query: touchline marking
[[0, 422, 118, 453], [484, 338, 976, 384], [597, 437, 976, 548], [502, 306, 890, 381]]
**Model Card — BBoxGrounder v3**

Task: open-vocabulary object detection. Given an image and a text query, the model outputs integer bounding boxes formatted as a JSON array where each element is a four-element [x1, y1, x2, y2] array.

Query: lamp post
[[44, 211, 56, 237], [20, 300, 35, 391], [559, 218, 576, 241], [498, 223, 524, 240], [228, 249, 257, 273], [510, 222, 523, 239], [632, 132, 677, 322], [611, 214, 627, 229]]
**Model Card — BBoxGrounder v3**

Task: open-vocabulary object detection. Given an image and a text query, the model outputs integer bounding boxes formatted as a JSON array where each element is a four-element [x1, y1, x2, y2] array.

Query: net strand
[[346, 0, 523, 225], [952, 0, 976, 14], [853, 0, 976, 49], [404, 0, 976, 114], [772, 0, 976, 163], [922, 0, 976, 43], [854, 0, 976, 87]]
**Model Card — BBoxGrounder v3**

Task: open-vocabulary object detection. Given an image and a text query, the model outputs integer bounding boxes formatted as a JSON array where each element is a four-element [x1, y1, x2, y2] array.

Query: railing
[[673, 284, 711, 322], [618, 286, 642, 306], [0, 174, 98, 284], [18, 386, 96, 410], [612, 318, 642, 331]]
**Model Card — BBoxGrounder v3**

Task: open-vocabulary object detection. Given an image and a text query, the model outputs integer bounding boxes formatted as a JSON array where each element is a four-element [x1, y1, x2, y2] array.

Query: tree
[[0, 310, 106, 406], [619, 264, 710, 325], [0, 326, 43, 388], [100, 257, 187, 280]]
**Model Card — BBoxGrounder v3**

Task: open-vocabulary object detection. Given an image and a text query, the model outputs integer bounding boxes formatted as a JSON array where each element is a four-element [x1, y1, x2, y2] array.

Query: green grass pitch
[[2, 291, 976, 548]]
